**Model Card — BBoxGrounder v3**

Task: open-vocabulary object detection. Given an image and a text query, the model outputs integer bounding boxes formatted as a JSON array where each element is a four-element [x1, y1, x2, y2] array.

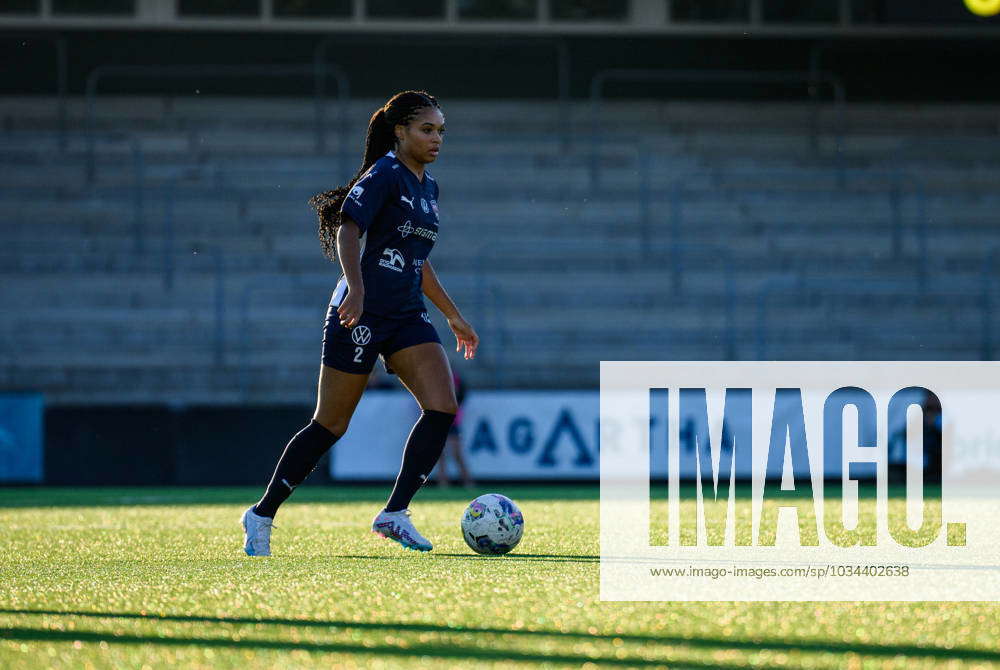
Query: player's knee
[[426, 399, 458, 416], [314, 414, 350, 437]]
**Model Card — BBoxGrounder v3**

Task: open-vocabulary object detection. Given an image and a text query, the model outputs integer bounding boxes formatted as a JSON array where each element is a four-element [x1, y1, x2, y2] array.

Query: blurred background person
[[434, 370, 475, 489]]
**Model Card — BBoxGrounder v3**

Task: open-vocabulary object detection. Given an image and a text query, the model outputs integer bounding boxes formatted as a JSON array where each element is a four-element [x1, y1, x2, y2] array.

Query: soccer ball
[[460, 493, 524, 555]]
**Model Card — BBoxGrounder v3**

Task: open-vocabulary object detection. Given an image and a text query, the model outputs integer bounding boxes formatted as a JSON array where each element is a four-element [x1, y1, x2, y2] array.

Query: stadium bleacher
[[1, 96, 998, 402]]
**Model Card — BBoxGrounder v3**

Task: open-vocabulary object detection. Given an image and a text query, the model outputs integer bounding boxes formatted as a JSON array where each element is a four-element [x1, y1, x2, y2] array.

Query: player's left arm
[[421, 259, 479, 360]]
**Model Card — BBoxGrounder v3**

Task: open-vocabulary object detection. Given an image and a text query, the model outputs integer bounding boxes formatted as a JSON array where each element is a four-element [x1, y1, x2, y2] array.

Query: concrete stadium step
[[0, 363, 318, 405], [0, 215, 980, 263], [9, 96, 1000, 133], [0, 186, 937, 226], [10, 149, 994, 199], [2, 173, 992, 225], [0, 133, 196, 163], [1, 275, 218, 308], [0, 347, 219, 367], [0, 235, 269, 255], [0, 242, 973, 278]]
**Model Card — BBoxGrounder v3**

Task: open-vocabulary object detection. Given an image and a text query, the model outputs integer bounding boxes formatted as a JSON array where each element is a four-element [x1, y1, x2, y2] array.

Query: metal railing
[[665, 244, 738, 359], [983, 246, 1000, 360], [473, 277, 509, 388], [177, 244, 228, 368], [236, 275, 335, 398], [0, 130, 146, 252], [158, 175, 255, 290], [314, 34, 570, 146], [84, 63, 350, 181], [0, 32, 68, 150], [589, 68, 847, 185], [754, 275, 995, 360], [668, 169, 929, 288], [7, 2, 1000, 39], [155, 173, 230, 365]]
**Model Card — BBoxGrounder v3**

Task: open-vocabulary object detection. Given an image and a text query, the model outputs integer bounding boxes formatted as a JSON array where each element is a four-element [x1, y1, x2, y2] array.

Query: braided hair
[[309, 90, 441, 262]]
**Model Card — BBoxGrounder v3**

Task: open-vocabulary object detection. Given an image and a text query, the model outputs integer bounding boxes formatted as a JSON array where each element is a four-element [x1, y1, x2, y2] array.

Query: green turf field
[[0, 486, 996, 669]]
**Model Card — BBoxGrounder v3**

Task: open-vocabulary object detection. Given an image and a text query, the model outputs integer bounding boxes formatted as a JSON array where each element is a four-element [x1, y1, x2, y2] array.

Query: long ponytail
[[309, 90, 440, 262]]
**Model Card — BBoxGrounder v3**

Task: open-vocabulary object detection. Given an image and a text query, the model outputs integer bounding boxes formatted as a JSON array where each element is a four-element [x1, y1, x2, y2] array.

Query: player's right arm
[[335, 216, 364, 328], [336, 165, 392, 328]]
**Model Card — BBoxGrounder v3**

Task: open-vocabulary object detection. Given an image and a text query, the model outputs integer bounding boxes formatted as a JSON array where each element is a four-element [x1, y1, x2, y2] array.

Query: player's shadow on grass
[[2, 608, 998, 664], [0, 625, 690, 667]]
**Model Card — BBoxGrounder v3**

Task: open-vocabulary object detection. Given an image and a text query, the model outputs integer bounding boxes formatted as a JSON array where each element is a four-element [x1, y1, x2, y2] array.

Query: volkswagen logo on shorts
[[351, 325, 372, 346]]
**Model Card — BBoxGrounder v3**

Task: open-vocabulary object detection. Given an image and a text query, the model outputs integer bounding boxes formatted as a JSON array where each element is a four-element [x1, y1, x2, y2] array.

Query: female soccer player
[[241, 90, 479, 555]]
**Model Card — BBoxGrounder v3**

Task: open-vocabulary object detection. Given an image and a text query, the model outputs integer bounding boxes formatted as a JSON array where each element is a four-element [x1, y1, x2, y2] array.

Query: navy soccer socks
[[385, 409, 456, 512], [254, 420, 341, 518]]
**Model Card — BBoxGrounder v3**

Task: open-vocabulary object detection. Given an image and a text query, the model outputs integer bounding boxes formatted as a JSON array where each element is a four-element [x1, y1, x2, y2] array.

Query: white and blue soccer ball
[[460, 493, 524, 555]]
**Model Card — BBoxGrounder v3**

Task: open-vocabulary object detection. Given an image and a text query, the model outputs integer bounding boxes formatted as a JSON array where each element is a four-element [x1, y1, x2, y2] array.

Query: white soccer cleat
[[241, 506, 275, 557], [372, 508, 433, 552]]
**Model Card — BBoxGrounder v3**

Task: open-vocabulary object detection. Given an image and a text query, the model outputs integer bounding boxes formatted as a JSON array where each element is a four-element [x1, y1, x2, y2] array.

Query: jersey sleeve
[[340, 165, 393, 235]]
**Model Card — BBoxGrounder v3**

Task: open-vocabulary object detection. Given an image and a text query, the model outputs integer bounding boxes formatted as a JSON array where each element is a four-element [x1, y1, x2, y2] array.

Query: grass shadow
[[0, 624, 750, 668], [1, 608, 997, 663]]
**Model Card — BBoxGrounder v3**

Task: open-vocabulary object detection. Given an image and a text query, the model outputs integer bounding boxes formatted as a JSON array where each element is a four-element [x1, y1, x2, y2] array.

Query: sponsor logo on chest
[[378, 248, 406, 272], [397, 220, 438, 242]]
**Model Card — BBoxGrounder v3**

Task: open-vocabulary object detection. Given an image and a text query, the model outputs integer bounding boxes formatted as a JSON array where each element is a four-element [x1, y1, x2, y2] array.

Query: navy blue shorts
[[322, 304, 442, 375]]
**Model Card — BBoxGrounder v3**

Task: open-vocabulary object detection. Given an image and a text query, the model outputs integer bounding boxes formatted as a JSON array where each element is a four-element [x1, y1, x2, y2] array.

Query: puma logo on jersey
[[378, 248, 405, 272], [400, 195, 415, 209]]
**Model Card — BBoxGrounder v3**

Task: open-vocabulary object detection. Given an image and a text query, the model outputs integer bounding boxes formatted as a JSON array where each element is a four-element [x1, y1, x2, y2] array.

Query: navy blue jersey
[[334, 150, 440, 318]]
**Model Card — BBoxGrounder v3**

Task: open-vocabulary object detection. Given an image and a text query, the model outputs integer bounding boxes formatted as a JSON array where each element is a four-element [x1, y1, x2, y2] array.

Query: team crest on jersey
[[378, 248, 405, 273], [348, 185, 364, 204], [420, 198, 429, 213]]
